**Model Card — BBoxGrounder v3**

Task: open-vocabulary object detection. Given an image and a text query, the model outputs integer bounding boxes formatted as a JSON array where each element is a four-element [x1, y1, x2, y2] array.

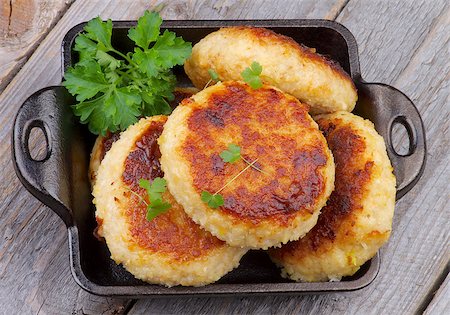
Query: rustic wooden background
[[0, 0, 448, 314]]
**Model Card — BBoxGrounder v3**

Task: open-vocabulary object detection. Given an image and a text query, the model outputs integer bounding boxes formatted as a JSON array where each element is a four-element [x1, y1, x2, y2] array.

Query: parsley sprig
[[201, 191, 224, 209], [220, 143, 268, 174], [63, 11, 192, 135], [204, 63, 263, 90], [138, 177, 171, 221], [202, 144, 267, 209], [241, 61, 263, 89], [203, 68, 221, 89]]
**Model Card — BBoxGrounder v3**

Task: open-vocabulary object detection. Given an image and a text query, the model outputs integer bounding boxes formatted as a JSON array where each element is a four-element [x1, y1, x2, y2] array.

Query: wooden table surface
[[0, 0, 448, 314]]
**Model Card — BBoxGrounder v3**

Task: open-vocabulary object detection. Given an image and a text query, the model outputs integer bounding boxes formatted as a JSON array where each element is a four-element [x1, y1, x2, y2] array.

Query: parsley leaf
[[139, 178, 172, 221], [152, 30, 193, 68], [96, 50, 120, 70], [73, 35, 97, 61], [63, 11, 192, 135], [107, 87, 141, 130], [128, 11, 162, 49], [208, 68, 220, 81], [83, 17, 114, 51], [220, 144, 241, 163], [73, 94, 111, 134], [64, 60, 109, 102], [146, 199, 171, 221], [201, 191, 224, 209], [132, 48, 160, 77], [139, 177, 167, 201], [241, 61, 263, 89]]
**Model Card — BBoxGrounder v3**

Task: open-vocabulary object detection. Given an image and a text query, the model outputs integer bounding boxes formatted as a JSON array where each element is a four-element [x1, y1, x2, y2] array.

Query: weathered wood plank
[[128, 1, 450, 314], [0, 0, 72, 92], [0, 0, 347, 314], [425, 272, 450, 315]]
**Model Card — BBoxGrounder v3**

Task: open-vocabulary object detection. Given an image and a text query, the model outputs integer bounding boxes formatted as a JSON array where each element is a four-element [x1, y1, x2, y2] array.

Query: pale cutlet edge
[[159, 82, 335, 250], [89, 134, 106, 186], [93, 116, 247, 287]]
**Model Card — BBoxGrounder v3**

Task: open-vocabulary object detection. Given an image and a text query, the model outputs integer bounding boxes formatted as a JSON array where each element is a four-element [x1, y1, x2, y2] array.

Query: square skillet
[[12, 20, 426, 297]]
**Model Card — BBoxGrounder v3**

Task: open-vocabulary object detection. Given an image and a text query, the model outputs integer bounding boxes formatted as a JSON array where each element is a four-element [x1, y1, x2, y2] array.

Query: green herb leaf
[[241, 61, 263, 89], [146, 199, 171, 221], [83, 17, 114, 51], [63, 60, 109, 102], [132, 48, 160, 77], [140, 73, 176, 115], [107, 87, 142, 130], [73, 34, 97, 61], [208, 68, 220, 81], [72, 94, 112, 135], [220, 144, 241, 163], [153, 30, 192, 68], [139, 177, 167, 201], [128, 11, 162, 49], [139, 178, 171, 221], [96, 50, 121, 70], [63, 11, 192, 135], [201, 191, 224, 209]]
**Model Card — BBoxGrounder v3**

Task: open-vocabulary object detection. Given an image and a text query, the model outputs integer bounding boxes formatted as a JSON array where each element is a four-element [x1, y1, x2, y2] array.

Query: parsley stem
[[203, 79, 213, 89], [112, 48, 138, 67], [214, 158, 259, 195], [116, 70, 147, 89], [241, 156, 269, 175], [111, 49, 130, 61], [126, 187, 149, 206]]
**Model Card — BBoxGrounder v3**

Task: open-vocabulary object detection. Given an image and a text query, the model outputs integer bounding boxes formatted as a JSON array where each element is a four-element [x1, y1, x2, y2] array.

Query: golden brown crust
[[125, 192, 225, 262], [93, 116, 247, 286], [158, 81, 334, 248], [100, 132, 121, 160], [122, 120, 165, 189], [268, 112, 396, 281], [270, 122, 373, 260], [88, 132, 119, 185], [116, 117, 224, 262], [181, 82, 330, 225]]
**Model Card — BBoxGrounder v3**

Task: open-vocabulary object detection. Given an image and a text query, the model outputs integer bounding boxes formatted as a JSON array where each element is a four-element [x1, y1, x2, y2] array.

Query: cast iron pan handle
[[354, 80, 426, 200], [12, 86, 74, 226]]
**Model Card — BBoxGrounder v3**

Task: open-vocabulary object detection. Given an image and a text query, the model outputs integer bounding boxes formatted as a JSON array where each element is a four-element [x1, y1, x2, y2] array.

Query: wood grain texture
[[425, 272, 450, 315], [0, 0, 72, 92], [129, 0, 450, 314], [0, 0, 346, 314]]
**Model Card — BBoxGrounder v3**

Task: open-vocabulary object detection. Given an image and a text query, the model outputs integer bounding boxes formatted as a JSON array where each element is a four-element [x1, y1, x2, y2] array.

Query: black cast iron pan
[[11, 20, 426, 297]]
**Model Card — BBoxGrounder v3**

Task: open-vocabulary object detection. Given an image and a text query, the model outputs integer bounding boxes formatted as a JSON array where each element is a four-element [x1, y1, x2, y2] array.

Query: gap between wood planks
[[7, 0, 13, 33], [328, 0, 350, 20], [418, 262, 450, 314], [0, 0, 75, 93]]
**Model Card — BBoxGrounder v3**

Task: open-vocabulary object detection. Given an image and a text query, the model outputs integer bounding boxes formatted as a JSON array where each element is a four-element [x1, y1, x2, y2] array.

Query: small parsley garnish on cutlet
[[219, 143, 241, 163], [220, 144, 268, 174], [139, 177, 171, 221], [202, 143, 269, 209], [204, 68, 221, 89], [241, 61, 263, 89], [208, 68, 220, 82], [201, 191, 224, 209]]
